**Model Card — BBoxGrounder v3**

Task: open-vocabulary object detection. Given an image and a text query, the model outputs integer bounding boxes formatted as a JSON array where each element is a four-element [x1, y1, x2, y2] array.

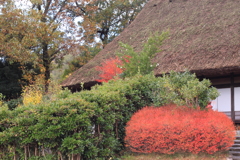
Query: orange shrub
[[95, 57, 123, 82], [125, 104, 235, 154]]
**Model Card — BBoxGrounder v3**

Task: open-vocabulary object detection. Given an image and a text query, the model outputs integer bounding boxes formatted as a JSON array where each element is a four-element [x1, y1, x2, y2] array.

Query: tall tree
[[77, 0, 149, 47], [0, 0, 81, 92], [29, 0, 78, 91]]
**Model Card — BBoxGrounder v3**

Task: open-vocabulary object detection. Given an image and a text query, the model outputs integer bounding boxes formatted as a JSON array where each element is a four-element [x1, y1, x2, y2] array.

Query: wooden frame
[[202, 73, 240, 123]]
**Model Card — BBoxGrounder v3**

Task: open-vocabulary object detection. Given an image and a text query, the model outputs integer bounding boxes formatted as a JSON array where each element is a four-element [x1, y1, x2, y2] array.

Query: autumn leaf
[[96, 57, 123, 82]]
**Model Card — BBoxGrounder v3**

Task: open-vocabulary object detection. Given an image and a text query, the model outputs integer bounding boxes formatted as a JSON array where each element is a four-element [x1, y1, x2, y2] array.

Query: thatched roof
[[62, 0, 240, 89]]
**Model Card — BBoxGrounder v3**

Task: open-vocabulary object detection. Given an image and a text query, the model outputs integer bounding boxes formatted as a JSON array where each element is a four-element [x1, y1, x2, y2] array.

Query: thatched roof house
[[62, 0, 240, 122]]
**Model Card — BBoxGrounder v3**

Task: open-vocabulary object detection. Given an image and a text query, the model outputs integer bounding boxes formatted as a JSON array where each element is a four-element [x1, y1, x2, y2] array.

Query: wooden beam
[[231, 73, 235, 122], [205, 74, 240, 79]]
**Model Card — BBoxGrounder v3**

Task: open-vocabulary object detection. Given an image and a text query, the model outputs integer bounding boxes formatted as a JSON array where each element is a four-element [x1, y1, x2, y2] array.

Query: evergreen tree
[[0, 57, 40, 100], [0, 58, 23, 99]]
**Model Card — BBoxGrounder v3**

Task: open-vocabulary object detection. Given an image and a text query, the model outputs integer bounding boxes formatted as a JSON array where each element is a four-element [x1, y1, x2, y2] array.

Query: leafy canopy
[[79, 0, 149, 47], [0, 0, 84, 92]]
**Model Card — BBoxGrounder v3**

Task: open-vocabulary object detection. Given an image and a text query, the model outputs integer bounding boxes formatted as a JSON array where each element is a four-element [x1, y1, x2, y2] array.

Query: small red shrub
[[95, 57, 123, 82], [125, 104, 235, 154]]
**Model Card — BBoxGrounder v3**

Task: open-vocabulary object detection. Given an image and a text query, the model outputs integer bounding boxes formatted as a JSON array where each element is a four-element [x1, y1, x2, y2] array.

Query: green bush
[[117, 31, 168, 78], [0, 74, 159, 159], [5, 98, 22, 110], [74, 74, 160, 152], [0, 95, 99, 159], [152, 71, 219, 108]]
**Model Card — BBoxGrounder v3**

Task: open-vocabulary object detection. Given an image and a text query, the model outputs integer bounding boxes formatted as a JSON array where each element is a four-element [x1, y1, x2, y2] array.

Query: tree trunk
[[98, 27, 109, 48], [24, 145, 27, 160], [42, 42, 50, 93], [35, 143, 38, 156], [102, 29, 109, 48], [13, 145, 16, 160]]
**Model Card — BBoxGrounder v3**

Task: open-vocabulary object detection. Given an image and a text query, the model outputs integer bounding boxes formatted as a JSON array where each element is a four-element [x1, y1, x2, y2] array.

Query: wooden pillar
[[231, 73, 235, 122]]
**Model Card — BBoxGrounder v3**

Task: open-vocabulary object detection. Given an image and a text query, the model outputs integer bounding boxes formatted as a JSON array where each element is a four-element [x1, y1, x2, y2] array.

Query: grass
[[120, 151, 229, 160]]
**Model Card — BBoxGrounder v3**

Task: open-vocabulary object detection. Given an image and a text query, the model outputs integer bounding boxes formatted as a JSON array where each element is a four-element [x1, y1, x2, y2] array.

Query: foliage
[[0, 93, 4, 106], [94, 32, 168, 81], [0, 2, 41, 89], [79, 0, 149, 47], [5, 98, 22, 110], [95, 60, 218, 108], [0, 72, 220, 159], [0, 93, 97, 159], [153, 71, 219, 108], [0, 57, 40, 100], [0, 0, 79, 92], [22, 84, 43, 106], [76, 73, 160, 152], [0, 0, 148, 94], [95, 56, 123, 82], [125, 105, 236, 154], [0, 74, 159, 159], [117, 31, 168, 78], [0, 60, 22, 99]]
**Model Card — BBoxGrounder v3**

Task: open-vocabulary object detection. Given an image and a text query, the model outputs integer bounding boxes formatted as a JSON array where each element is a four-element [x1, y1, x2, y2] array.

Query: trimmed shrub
[[0, 95, 98, 160], [0, 74, 159, 159], [76, 74, 161, 152], [125, 104, 235, 154]]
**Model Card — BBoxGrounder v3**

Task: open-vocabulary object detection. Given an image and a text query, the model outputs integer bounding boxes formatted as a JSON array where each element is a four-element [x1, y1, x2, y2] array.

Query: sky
[[14, 0, 32, 9]]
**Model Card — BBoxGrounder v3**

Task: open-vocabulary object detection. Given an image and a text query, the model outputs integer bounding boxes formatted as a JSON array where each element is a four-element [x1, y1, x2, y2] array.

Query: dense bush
[[152, 71, 219, 108], [5, 98, 22, 110], [22, 84, 43, 106], [0, 96, 98, 160], [75, 74, 161, 151], [0, 74, 159, 159], [125, 104, 235, 154]]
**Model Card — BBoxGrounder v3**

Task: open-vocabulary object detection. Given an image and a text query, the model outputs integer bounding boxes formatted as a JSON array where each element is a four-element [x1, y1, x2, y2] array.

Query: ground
[[121, 152, 229, 160]]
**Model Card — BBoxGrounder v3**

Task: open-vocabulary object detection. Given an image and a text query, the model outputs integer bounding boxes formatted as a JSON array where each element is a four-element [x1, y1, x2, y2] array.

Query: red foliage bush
[[95, 57, 123, 82], [125, 104, 236, 154]]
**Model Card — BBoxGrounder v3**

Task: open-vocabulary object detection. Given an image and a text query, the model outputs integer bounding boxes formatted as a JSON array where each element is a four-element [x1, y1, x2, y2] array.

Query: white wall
[[212, 88, 231, 112], [234, 87, 240, 111]]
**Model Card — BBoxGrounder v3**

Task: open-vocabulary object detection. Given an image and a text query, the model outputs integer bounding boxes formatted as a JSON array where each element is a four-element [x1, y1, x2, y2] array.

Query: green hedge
[[0, 74, 159, 159], [0, 97, 98, 159]]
